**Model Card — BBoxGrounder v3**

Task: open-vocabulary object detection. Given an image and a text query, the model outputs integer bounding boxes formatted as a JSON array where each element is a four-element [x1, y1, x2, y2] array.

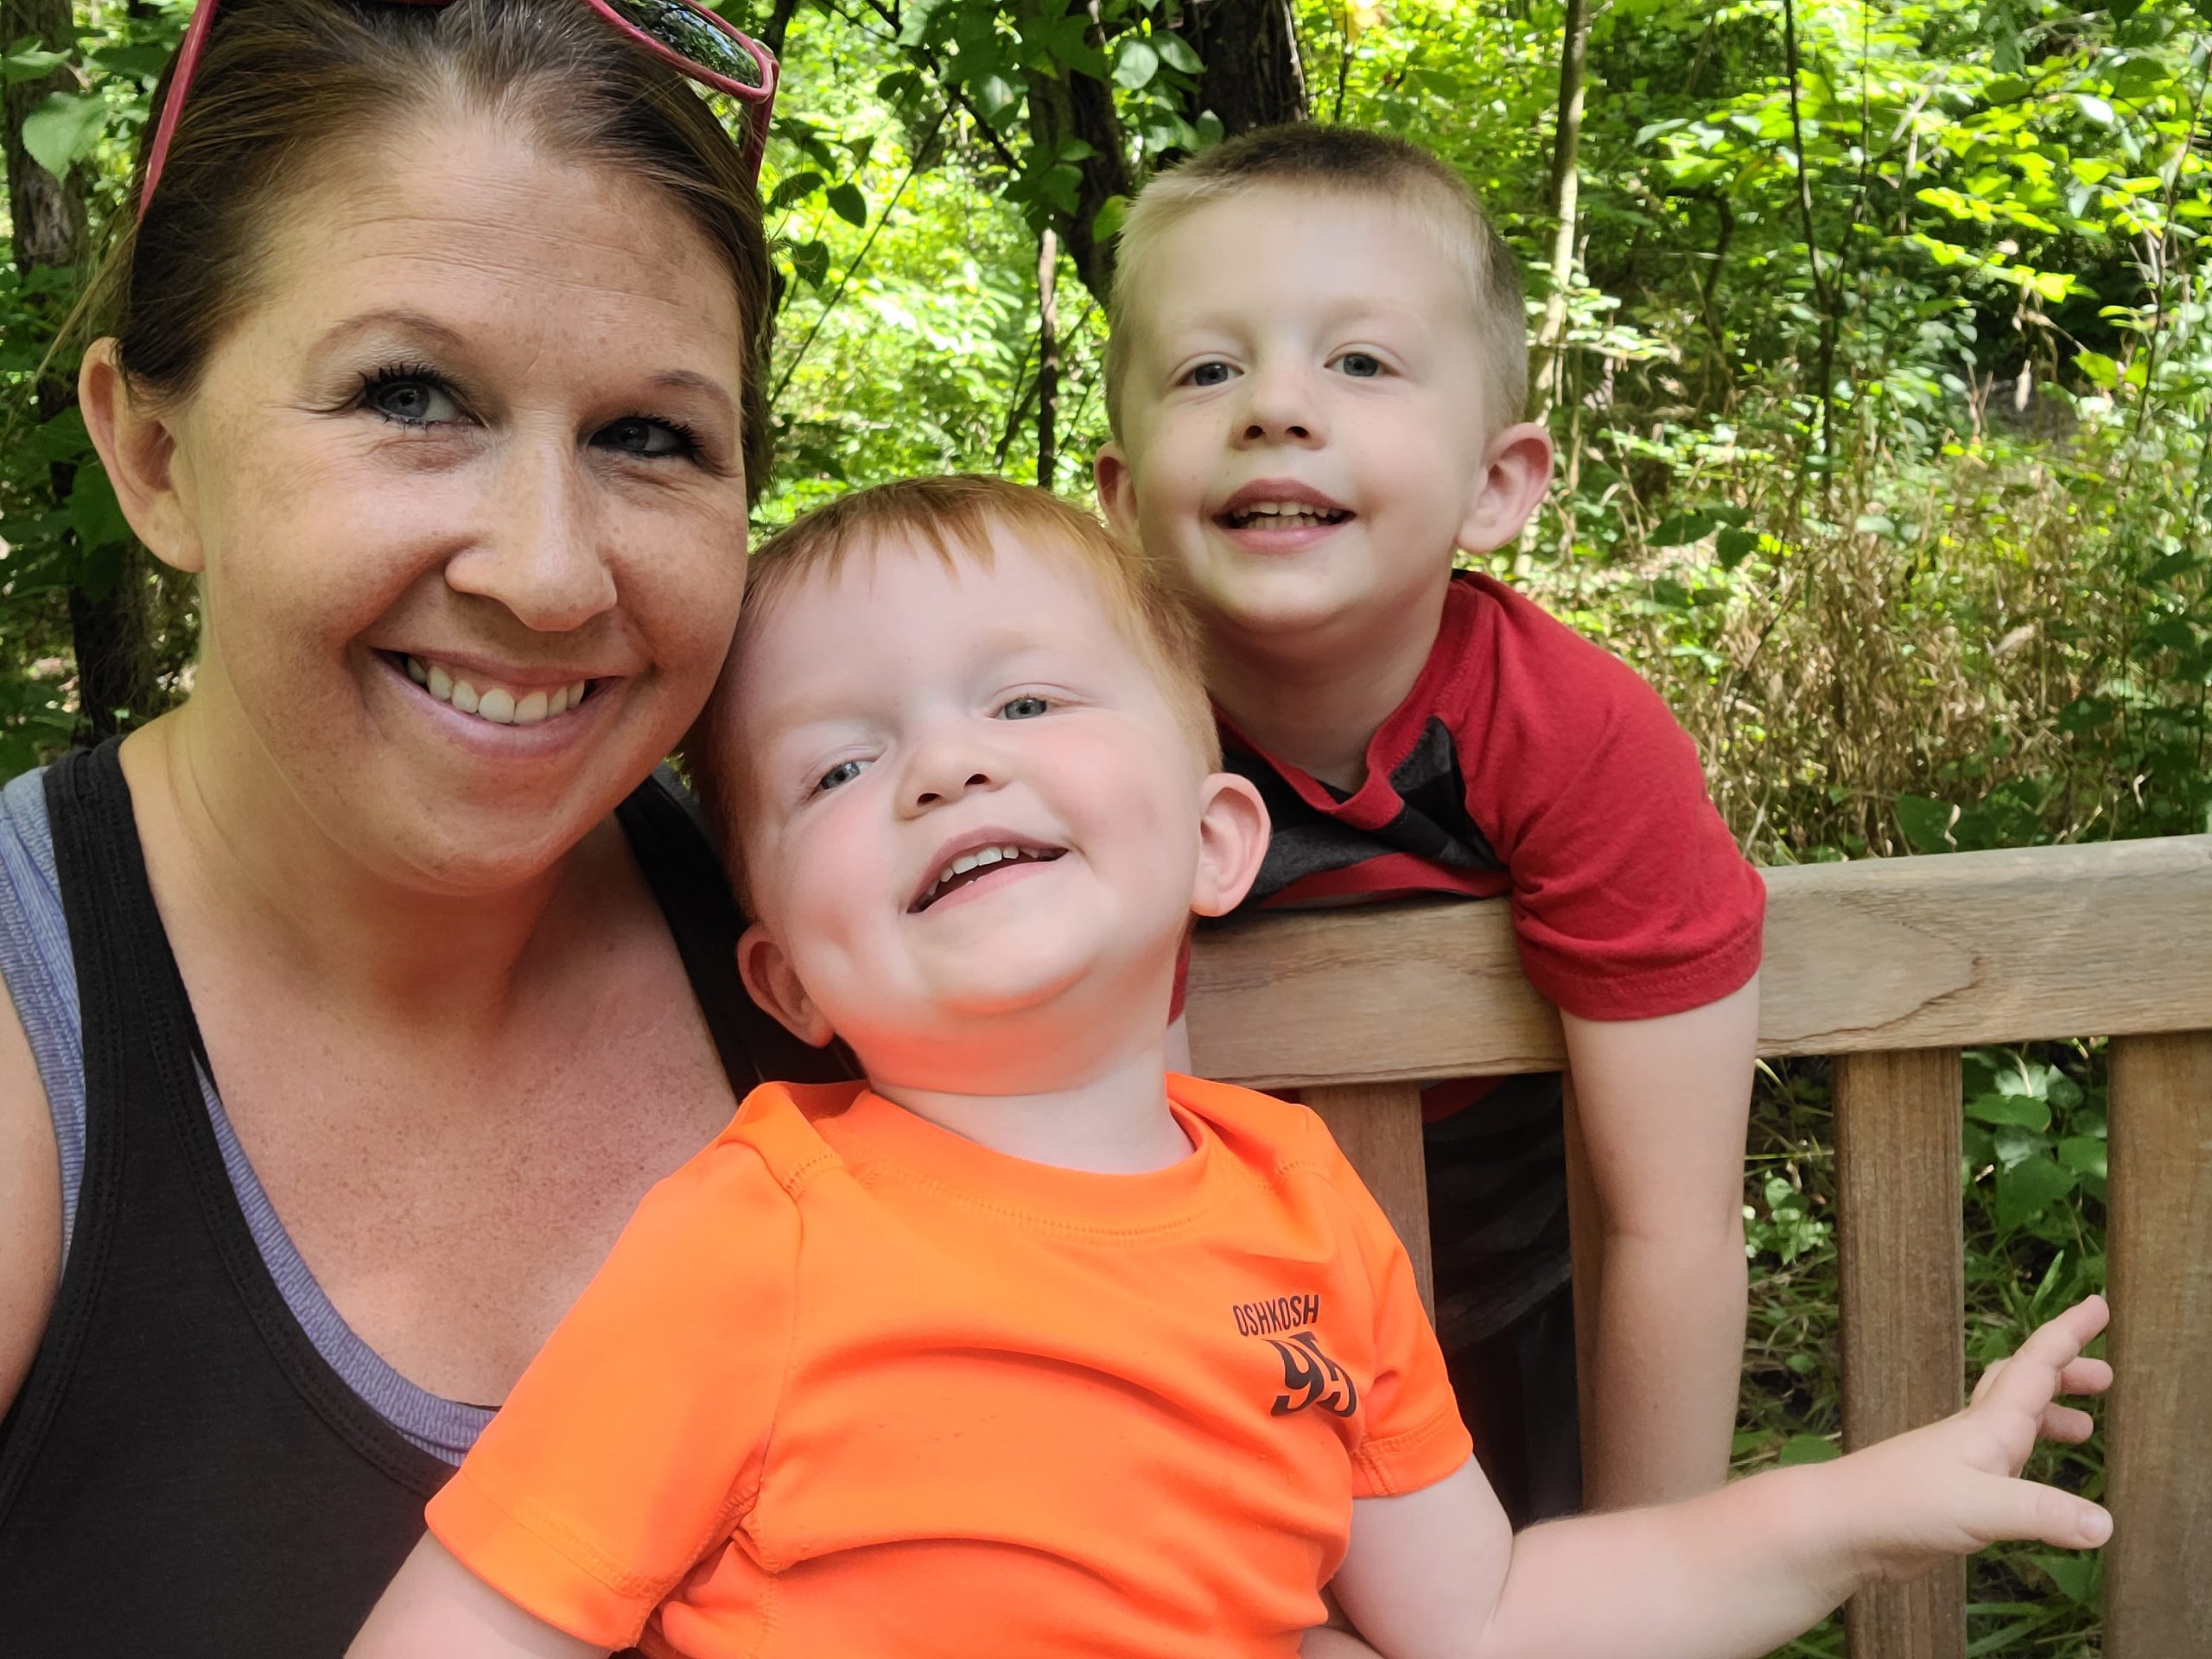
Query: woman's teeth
[[404, 655, 592, 728], [1224, 501, 1351, 530]]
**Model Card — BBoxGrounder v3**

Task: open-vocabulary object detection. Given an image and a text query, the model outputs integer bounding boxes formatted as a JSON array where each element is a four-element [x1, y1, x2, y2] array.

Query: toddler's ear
[[1456, 422, 1555, 556], [736, 924, 837, 1048], [1191, 772, 1270, 918], [1093, 442, 1138, 536]]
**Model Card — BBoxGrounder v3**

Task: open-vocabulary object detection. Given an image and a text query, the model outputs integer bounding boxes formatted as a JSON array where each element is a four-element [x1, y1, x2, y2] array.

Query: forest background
[[3, 0, 2207, 1649]]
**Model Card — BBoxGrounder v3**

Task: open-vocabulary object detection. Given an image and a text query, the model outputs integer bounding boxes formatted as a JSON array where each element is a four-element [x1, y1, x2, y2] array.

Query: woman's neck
[[1204, 587, 1448, 794], [122, 695, 583, 1028]]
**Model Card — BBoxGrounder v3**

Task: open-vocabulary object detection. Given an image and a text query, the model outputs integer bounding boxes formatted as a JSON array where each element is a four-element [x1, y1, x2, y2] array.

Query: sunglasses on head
[[139, 0, 780, 220]]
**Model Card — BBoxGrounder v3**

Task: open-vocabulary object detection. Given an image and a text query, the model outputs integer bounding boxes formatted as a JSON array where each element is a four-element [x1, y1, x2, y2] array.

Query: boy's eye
[[1186, 361, 1234, 389], [1334, 352, 1383, 378], [816, 759, 868, 792], [998, 696, 1051, 720]]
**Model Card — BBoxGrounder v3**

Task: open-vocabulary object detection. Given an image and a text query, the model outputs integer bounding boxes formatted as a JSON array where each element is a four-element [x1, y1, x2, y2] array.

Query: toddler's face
[[1098, 186, 1515, 648], [723, 531, 1256, 1090]]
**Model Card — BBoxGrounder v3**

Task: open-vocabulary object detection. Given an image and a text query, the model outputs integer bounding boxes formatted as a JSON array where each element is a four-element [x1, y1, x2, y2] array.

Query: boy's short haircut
[[690, 475, 1221, 889], [1104, 124, 1529, 436]]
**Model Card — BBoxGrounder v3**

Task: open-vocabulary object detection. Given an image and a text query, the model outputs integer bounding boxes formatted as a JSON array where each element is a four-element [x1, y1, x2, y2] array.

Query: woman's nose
[[446, 441, 619, 632]]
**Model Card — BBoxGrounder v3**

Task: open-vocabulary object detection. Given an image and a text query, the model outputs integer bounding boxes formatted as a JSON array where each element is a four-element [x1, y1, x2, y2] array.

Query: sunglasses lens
[[603, 0, 764, 88]]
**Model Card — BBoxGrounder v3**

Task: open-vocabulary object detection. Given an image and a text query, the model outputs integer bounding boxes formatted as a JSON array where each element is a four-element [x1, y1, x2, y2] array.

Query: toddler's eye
[[1186, 361, 1234, 388], [816, 759, 868, 792], [365, 372, 463, 426], [1334, 352, 1383, 378], [595, 416, 699, 459], [998, 696, 1051, 720]]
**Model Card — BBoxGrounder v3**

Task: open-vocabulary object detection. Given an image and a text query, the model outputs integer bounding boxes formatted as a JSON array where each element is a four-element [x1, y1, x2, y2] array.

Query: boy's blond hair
[[1104, 124, 1529, 436], [690, 475, 1220, 893]]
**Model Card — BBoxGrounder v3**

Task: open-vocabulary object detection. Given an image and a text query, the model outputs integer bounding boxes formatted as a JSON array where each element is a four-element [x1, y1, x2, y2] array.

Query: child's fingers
[[1972, 1352, 2113, 1409], [1974, 1473, 2113, 1553], [1974, 1297, 2110, 1417], [2037, 1403, 2097, 1446]]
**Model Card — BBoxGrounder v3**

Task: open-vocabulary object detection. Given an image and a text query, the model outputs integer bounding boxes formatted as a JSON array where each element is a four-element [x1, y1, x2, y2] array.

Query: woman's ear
[[736, 924, 836, 1048], [1093, 442, 1138, 537], [1190, 772, 1270, 918], [79, 338, 200, 575], [1456, 421, 1555, 556]]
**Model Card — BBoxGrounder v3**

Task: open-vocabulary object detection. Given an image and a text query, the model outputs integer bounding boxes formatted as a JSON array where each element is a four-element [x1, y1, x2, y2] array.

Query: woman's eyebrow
[[645, 367, 736, 420], [310, 308, 471, 357]]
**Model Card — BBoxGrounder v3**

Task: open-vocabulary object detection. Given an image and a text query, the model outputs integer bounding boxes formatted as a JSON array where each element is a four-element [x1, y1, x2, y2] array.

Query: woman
[[0, 0, 836, 1649]]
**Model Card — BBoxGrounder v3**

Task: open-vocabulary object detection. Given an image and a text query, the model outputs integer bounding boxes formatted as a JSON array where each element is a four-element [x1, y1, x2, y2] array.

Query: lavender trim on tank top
[[0, 768, 490, 1464]]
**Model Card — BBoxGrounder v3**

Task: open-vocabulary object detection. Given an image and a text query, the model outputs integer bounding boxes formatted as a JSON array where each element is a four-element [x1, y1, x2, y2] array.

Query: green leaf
[[1777, 1433, 1840, 1466], [1649, 509, 1720, 547], [67, 461, 131, 554], [787, 238, 830, 287], [1967, 1092, 2050, 1130], [1091, 193, 1130, 243], [2074, 95, 2115, 127], [2074, 350, 2119, 389], [2, 44, 70, 84], [21, 90, 105, 181], [1153, 33, 1201, 73], [1112, 36, 1159, 89], [1716, 527, 1758, 569], [2037, 1552, 2101, 1605], [767, 170, 823, 213], [2056, 1136, 2107, 1179], [1996, 1156, 2075, 1233], [1894, 792, 1957, 854], [88, 43, 172, 79], [826, 182, 868, 227]]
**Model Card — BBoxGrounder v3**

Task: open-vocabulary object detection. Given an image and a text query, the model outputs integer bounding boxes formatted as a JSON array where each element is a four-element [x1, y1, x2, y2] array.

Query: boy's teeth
[[1228, 501, 1346, 529], [921, 845, 1048, 906], [404, 656, 591, 728]]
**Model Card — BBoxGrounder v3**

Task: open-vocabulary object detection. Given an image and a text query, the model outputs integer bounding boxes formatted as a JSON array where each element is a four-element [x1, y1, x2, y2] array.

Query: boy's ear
[[79, 338, 200, 575], [1455, 422, 1555, 556], [1190, 772, 1270, 918], [1093, 442, 1138, 537], [735, 923, 837, 1048]]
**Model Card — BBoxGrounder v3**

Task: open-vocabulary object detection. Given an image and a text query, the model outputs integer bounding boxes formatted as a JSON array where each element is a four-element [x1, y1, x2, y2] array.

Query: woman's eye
[[1186, 361, 1234, 389], [816, 759, 868, 792], [1334, 352, 1383, 378], [366, 375, 462, 426], [998, 696, 1051, 721], [596, 417, 697, 459]]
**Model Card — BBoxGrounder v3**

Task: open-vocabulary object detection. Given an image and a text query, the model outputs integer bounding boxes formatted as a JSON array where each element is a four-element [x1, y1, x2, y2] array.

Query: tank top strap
[[616, 766, 855, 1091]]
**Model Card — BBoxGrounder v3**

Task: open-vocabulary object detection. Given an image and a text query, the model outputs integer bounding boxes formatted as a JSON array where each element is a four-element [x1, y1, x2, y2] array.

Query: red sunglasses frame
[[138, 0, 779, 219]]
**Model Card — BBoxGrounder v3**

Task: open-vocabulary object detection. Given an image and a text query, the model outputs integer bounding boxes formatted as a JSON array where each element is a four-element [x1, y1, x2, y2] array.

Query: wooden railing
[[1186, 835, 2212, 1659]]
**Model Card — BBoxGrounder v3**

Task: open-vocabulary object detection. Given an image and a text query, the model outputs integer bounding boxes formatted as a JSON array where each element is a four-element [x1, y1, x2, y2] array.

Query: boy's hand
[[1839, 1294, 2113, 1584]]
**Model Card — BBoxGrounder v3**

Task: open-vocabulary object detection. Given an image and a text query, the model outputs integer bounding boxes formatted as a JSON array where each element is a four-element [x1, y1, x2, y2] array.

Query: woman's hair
[[79, 0, 776, 493]]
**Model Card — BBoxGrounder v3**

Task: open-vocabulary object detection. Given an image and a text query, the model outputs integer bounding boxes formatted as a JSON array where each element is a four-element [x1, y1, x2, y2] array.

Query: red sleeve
[[1453, 576, 1765, 1021], [426, 1131, 798, 1648]]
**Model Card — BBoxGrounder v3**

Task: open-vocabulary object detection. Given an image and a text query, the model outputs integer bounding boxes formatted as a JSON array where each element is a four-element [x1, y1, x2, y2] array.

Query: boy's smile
[[1096, 184, 1548, 664], [722, 526, 1263, 1096]]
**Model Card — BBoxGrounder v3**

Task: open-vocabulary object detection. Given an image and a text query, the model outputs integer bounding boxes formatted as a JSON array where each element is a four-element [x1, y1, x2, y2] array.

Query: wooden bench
[[1186, 835, 2212, 1659]]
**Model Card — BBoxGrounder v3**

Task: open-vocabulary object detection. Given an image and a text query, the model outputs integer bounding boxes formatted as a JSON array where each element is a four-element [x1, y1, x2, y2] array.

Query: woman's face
[[153, 118, 753, 892]]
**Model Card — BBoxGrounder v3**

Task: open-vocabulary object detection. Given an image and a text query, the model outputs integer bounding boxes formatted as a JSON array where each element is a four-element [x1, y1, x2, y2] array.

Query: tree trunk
[[1035, 227, 1060, 488], [3, 0, 160, 745], [1530, 0, 1589, 425], [1022, 7, 1135, 310], [1179, 0, 1307, 135]]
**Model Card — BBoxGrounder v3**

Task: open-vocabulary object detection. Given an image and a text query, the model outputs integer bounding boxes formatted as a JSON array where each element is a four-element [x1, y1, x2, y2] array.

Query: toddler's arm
[[1329, 1296, 2111, 1659], [351, 1538, 603, 1658], [1560, 977, 1758, 1505]]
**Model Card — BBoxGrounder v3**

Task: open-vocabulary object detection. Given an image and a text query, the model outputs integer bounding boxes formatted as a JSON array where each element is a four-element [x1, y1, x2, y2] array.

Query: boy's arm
[[1560, 975, 1758, 1507], [350, 1538, 605, 1659], [1330, 1297, 2111, 1659]]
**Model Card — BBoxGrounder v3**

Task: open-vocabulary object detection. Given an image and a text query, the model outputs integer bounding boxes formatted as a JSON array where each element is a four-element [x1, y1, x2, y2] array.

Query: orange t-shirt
[[428, 1076, 1470, 1658]]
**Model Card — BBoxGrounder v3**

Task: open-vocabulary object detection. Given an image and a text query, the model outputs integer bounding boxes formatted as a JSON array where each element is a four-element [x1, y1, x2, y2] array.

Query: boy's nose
[[1234, 370, 1325, 447], [899, 734, 1004, 815]]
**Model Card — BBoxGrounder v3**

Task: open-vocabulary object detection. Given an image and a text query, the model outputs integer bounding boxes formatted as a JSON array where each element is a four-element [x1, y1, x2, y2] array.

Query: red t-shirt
[[1208, 571, 1764, 1025]]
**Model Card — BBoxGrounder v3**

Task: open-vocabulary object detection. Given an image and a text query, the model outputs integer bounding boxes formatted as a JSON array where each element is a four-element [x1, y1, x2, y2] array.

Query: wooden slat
[[1304, 1081, 1433, 1314], [1834, 1048, 1965, 1659], [1186, 835, 2212, 1086], [2106, 1030, 2212, 1659]]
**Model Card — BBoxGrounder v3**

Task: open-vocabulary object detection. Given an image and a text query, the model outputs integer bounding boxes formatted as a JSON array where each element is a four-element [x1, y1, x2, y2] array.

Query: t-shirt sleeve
[[1464, 582, 1766, 1020], [425, 1137, 799, 1649], [1299, 1114, 1472, 1498]]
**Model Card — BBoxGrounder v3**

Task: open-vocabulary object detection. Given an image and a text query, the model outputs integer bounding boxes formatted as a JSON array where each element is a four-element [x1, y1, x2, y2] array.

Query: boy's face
[[724, 531, 1265, 1091], [1096, 185, 1550, 649]]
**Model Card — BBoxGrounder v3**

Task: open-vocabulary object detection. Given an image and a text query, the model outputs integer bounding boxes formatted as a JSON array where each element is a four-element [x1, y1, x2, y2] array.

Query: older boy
[[351, 477, 2108, 1659], [1096, 126, 1764, 1518]]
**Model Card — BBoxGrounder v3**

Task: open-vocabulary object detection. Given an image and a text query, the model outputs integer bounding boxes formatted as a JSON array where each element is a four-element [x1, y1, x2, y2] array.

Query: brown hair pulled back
[[85, 0, 776, 495]]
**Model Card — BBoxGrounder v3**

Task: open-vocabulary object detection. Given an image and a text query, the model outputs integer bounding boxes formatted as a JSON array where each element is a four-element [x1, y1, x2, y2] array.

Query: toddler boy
[[1096, 126, 1764, 1518], [352, 477, 2108, 1659]]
